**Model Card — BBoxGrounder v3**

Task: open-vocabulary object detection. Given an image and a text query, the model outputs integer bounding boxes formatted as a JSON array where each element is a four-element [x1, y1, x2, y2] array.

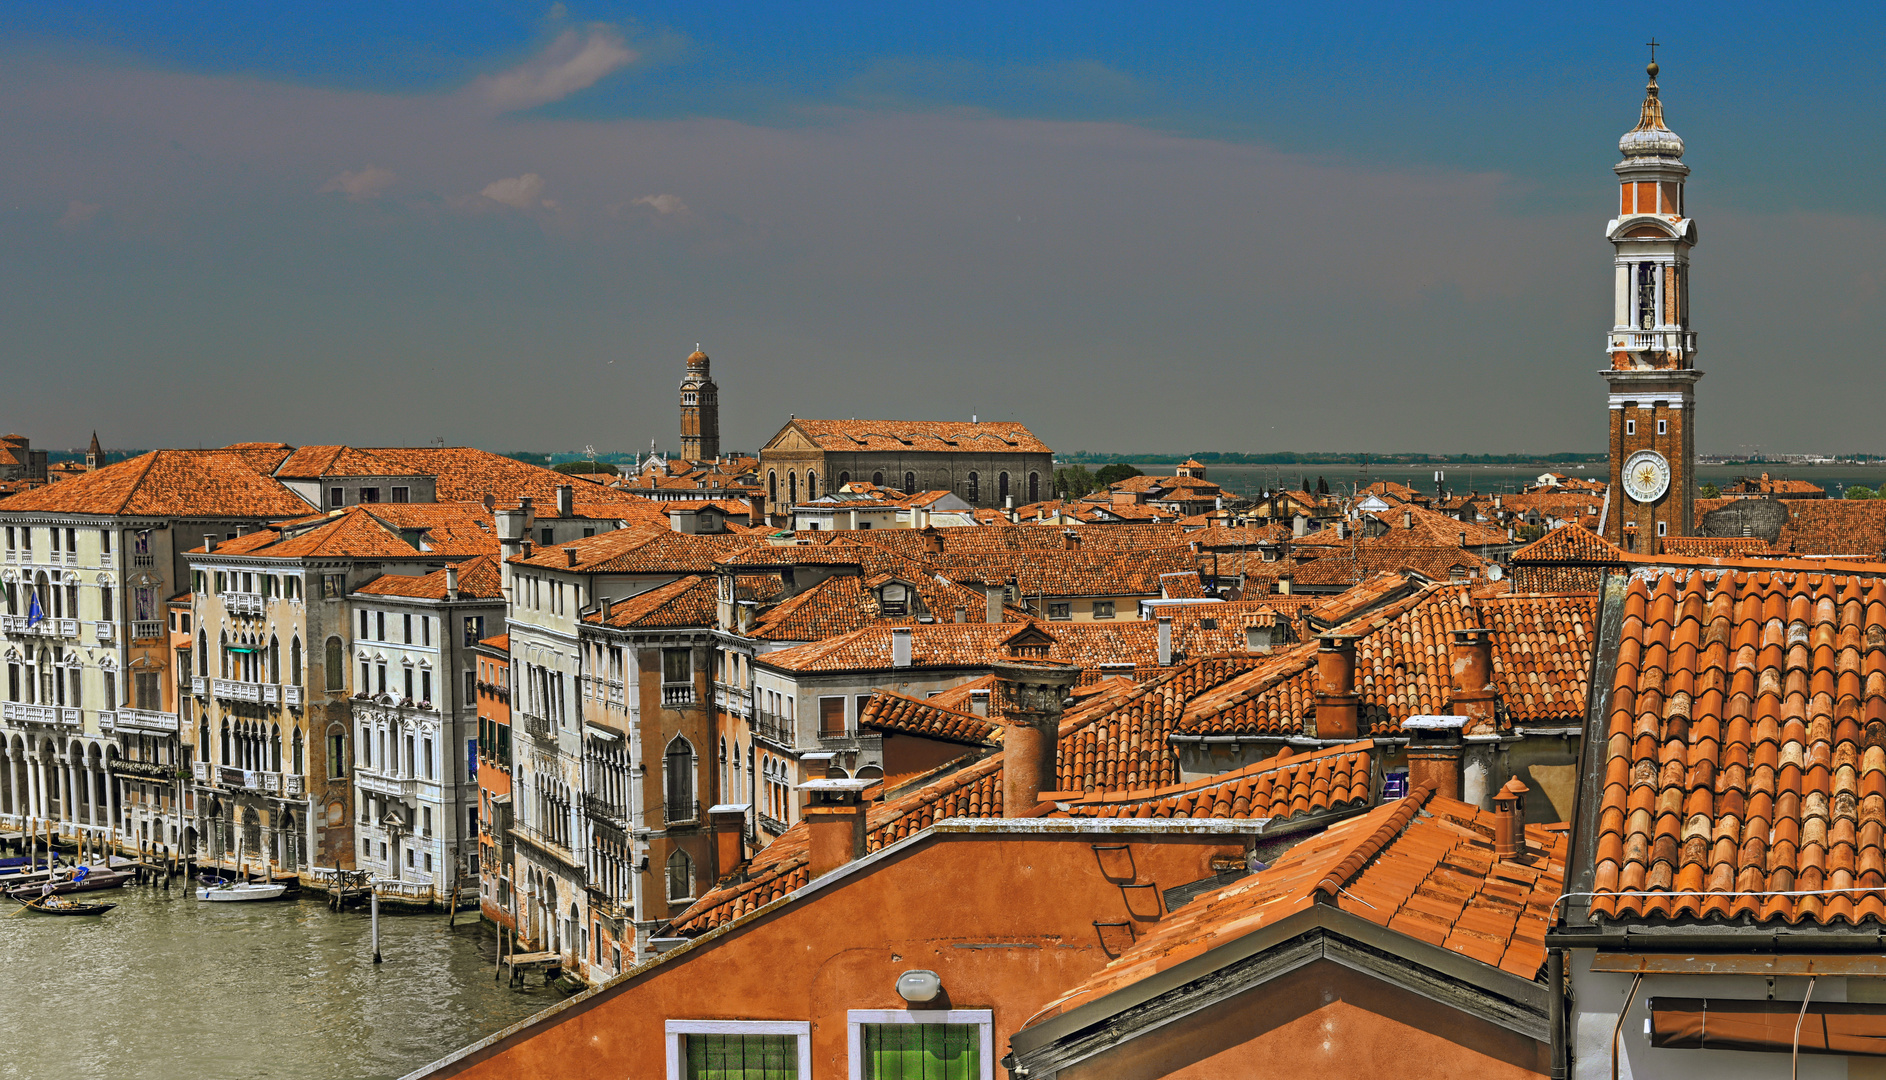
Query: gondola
[[3, 864, 134, 900], [12, 894, 116, 916]]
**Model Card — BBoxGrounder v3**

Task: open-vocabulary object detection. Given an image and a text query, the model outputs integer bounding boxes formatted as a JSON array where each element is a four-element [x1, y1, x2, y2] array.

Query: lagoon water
[[1125, 463, 1886, 501], [0, 883, 556, 1080]]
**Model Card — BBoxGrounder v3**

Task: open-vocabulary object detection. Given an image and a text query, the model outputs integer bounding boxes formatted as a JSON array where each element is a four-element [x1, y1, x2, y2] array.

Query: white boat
[[195, 880, 287, 902]]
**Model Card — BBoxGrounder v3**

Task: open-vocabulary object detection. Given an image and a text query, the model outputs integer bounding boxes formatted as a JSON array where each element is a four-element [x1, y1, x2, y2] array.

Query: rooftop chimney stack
[[1447, 628, 1497, 735], [1492, 777, 1529, 861], [555, 484, 574, 518], [953, 605, 966, 624], [985, 583, 1005, 624], [891, 627, 913, 669], [203, 535, 216, 554], [1313, 633, 1362, 740], [1156, 616, 1173, 666], [711, 804, 750, 879], [803, 784, 870, 879], [1405, 715, 1465, 800], [1404, 510, 1414, 530], [1293, 514, 1308, 538], [445, 563, 460, 601], [1245, 618, 1274, 653], [565, 547, 579, 568], [993, 659, 1080, 818]]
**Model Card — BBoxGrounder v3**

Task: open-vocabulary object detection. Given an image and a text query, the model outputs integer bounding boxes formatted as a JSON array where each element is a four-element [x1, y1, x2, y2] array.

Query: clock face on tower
[[1623, 449, 1672, 503]]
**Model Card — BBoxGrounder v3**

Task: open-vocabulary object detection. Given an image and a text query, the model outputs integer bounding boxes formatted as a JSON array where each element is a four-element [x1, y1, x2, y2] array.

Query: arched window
[[289, 638, 302, 685], [664, 736, 694, 819], [904, 472, 916, 495], [268, 636, 280, 683], [999, 472, 1010, 501], [967, 472, 980, 502], [220, 720, 231, 765], [666, 849, 693, 903], [197, 630, 208, 676], [872, 471, 884, 487], [837, 471, 850, 488], [199, 720, 210, 762], [1029, 472, 1040, 502], [270, 724, 282, 772], [806, 471, 817, 500], [767, 471, 777, 502], [292, 728, 304, 775], [219, 631, 229, 678], [325, 637, 344, 692]]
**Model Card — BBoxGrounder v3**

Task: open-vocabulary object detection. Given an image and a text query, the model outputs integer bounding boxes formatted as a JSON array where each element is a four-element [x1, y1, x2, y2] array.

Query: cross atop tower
[[1646, 38, 1659, 64]]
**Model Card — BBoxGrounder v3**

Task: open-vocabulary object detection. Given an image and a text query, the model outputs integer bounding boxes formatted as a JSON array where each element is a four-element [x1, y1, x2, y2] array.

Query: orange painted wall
[[427, 830, 1245, 1079], [1055, 960, 1547, 1080]]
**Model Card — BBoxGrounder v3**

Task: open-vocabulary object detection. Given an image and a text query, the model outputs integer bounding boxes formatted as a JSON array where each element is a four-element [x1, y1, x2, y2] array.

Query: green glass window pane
[[684, 1034, 797, 1080], [861, 1025, 979, 1080]]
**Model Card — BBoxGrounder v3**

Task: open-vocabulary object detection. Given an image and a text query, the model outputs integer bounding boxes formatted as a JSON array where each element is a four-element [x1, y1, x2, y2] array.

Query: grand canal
[[0, 882, 558, 1080]]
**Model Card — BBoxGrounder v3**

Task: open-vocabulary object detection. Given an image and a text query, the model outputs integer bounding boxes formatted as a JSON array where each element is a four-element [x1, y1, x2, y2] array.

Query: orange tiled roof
[[353, 555, 504, 600], [274, 445, 419, 479], [1061, 741, 1372, 821], [1586, 566, 1886, 925], [1661, 535, 1774, 557], [781, 419, 1051, 455], [858, 691, 997, 746], [1027, 786, 1568, 1022], [588, 575, 720, 630], [510, 526, 744, 574], [924, 675, 996, 712], [193, 506, 426, 559], [1511, 523, 1629, 564], [0, 449, 314, 518], [479, 633, 510, 651]]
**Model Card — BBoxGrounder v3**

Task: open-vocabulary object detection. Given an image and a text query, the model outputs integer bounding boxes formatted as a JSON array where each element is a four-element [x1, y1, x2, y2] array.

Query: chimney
[[1156, 616, 1173, 666], [203, 535, 215, 553], [1062, 530, 1079, 551], [921, 526, 943, 553], [1494, 493, 1503, 509], [599, 596, 613, 621], [804, 785, 869, 879], [1336, 520, 1348, 540], [565, 547, 579, 568], [985, 583, 1005, 623], [1405, 715, 1465, 800], [1507, 527, 1515, 542], [1448, 628, 1497, 734], [496, 498, 534, 563], [555, 484, 574, 518], [1458, 531, 1467, 548], [1403, 510, 1413, 530], [891, 627, 912, 669], [953, 605, 966, 624], [994, 659, 1080, 817], [711, 804, 749, 878], [1492, 777, 1529, 861], [968, 688, 990, 718], [483, 493, 495, 513], [520, 539, 533, 560], [444, 563, 460, 601], [1312, 633, 1361, 740], [1245, 619, 1274, 653]]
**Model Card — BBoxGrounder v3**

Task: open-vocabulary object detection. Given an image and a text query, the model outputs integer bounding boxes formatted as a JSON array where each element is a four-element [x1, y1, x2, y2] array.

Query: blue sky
[[4, 3, 1883, 455]]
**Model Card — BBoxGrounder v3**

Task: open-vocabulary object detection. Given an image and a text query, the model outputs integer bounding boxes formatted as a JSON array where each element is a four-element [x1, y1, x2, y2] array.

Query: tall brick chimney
[[984, 583, 1005, 624], [556, 483, 574, 518], [1447, 628, 1497, 735], [994, 659, 1080, 818], [1404, 715, 1464, 800], [1312, 633, 1362, 740], [710, 804, 749, 879], [803, 780, 872, 879]]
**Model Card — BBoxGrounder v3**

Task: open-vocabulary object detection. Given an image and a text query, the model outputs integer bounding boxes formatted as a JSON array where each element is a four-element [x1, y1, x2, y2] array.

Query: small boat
[[195, 881, 287, 902], [13, 894, 116, 916], [4, 864, 133, 900]]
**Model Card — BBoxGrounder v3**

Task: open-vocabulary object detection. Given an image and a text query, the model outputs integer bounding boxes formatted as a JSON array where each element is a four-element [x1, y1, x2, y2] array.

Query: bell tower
[[1602, 49, 1700, 554], [679, 345, 720, 462]]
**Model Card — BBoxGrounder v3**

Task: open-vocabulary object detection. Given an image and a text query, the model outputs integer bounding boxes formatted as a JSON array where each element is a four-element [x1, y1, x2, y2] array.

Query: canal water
[[0, 882, 558, 1080]]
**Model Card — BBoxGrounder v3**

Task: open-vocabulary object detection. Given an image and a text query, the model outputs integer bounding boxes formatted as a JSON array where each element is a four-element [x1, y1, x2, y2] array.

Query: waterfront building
[[472, 632, 516, 930], [1601, 57, 1700, 553], [757, 419, 1053, 523], [0, 434, 50, 484]]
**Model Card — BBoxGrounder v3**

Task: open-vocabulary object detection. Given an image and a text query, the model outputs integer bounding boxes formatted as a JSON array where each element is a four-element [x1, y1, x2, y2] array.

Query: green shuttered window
[[860, 1024, 981, 1080], [684, 1033, 798, 1079]]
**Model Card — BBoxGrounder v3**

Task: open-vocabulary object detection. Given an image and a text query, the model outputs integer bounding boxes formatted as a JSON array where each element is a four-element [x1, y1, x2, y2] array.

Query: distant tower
[[679, 345, 720, 462], [86, 431, 101, 472], [1602, 50, 1699, 554]]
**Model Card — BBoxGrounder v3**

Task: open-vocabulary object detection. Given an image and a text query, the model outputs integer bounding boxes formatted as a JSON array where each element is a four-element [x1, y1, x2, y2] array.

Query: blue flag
[[26, 591, 43, 628]]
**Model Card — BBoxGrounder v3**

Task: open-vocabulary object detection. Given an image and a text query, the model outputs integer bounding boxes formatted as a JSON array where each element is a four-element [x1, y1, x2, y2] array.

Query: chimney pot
[[1448, 628, 1497, 734], [805, 795, 868, 879], [1313, 633, 1361, 740], [890, 627, 913, 668], [203, 534, 215, 553], [953, 605, 966, 624], [1403, 510, 1413, 529], [1492, 776, 1529, 861], [565, 547, 579, 568], [994, 660, 1079, 817], [445, 563, 460, 601], [710, 805, 749, 878], [1156, 616, 1173, 667], [984, 583, 1004, 624]]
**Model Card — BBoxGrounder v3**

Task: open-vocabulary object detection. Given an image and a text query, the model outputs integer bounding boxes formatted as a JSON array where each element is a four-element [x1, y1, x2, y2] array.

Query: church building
[[1601, 55, 1700, 554], [757, 419, 1053, 522], [678, 347, 720, 463]]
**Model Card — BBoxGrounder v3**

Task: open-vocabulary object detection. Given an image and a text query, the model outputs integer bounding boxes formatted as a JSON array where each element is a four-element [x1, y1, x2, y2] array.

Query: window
[[290, 638, 302, 685], [667, 848, 694, 903], [421, 617, 430, 647], [665, 1021, 810, 1080], [847, 1011, 993, 1080], [359, 487, 380, 503], [463, 615, 485, 646], [787, 472, 797, 505], [403, 614, 413, 643], [879, 583, 908, 616], [422, 806, 432, 835], [325, 637, 344, 691], [998, 472, 1010, 502], [1657, 521, 1668, 536], [1047, 602, 1072, 621], [323, 574, 347, 600], [872, 471, 884, 487], [330, 487, 345, 509], [539, 527, 554, 548], [376, 612, 386, 641], [837, 471, 850, 487], [134, 671, 160, 710], [391, 486, 410, 503], [662, 648, 691, 686], [1625, 418, 1636, 436], [1092, 600, 1115, 620], [805, 471, 817, 500], [1657, 418, 1668, 435], [767, 471, 777, 502], [1028, 472, 1040, 502], [818, 696, 845, 737], [966, 472, 979, 502], [903, 472, 916, 495]]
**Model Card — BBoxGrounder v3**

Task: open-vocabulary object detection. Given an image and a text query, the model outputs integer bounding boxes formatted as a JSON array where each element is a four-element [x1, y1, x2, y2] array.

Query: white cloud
[[57, 200, 101, 227], [633, 193, 688, 215], [480, 173, 548, 209], [318, 165, 396, 200], [476, 28, 636, 112]]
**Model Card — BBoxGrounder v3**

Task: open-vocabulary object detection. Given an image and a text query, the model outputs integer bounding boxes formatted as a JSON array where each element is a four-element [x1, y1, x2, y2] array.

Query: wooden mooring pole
[[371, 890, 382, 964]]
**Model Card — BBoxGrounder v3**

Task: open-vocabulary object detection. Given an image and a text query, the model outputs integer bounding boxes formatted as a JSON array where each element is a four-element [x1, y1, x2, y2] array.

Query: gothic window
[[767, 471, 777, 501], [268, 636, 280, 683], [325, 637, 344, 691], [999, 472, 1010, 501], [270, 724, 282, 772], [1029, 472, 1040, 502], [904, 472, 916, 495], [664, 736, 695, 819], [221, 720, 232, 764], [666, 849, 693, 903], [290, 638, 302, 685], [967, 473, 980, 502]]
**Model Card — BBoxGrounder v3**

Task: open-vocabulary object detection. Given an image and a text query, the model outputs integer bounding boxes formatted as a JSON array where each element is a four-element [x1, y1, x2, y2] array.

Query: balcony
[[522, 712, 557, 743], [191, 676, 207, 698], [131, 621, 163, 642], [753, 710, 792, 746], [757, 811, 789, 836], [663, 800, 701, 828], [193, 762, 209, 783], [582, 792, 629, 832], [716, 683, 752, 718], [131, 553, 155, 568], [2, 615, 79, 639], [212, 679, 262, 703], [1606, 328, 1697, 356], [0, 703, 79, 728], [111, 758, 174, 781], [117, 707, 180, 734], [282, 685, 302, 707], [284, 774, 304, 797], [94, 621, 114, 642], [661, 684, 696, 707], [224, 591, 265, 617], [99, 551, 112, 568], [358, 770, 418, 799]]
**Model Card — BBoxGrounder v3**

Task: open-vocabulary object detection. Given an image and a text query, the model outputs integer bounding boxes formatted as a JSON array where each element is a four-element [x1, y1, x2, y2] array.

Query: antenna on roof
[[584, 445, 597, 463]]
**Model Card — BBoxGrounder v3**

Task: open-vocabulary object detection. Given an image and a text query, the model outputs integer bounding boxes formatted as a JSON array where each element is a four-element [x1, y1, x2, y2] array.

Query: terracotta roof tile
[[1061, 741, 1374, 821], [782, 419, 1051, 455], [352, 554, 504, 600], [586, 575, 720, 630], [1511, 523, 1629, 564], [858, 691, 997, 746], [0, 449, 314, 518]]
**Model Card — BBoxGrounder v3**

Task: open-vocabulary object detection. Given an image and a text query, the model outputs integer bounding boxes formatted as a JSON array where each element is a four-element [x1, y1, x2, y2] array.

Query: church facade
[[1601, 58, 1700, 554], [757, 419, 1053, 521]]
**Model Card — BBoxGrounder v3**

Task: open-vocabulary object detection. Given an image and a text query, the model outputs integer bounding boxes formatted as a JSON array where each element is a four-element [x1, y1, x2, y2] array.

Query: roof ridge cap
[[1312, 783, 1432, 900]]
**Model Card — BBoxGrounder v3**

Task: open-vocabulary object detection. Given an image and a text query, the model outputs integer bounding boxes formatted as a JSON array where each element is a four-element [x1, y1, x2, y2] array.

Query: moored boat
[[12, 894, 116, 916], [194, 880, 288, 902]]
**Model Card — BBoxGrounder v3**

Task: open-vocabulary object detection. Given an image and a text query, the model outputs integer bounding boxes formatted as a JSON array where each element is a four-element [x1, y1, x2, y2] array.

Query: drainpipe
[[1611, 972, 1641, 1080], [1548, 948, 1566, 1080]]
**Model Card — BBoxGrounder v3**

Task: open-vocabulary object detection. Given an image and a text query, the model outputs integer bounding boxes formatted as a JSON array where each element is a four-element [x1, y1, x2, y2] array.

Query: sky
[[3, 2, 1883, 458]]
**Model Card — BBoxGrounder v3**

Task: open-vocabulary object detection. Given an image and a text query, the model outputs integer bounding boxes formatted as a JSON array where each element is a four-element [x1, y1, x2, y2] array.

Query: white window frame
[[665, 1019, 811, 1080], [846, 1009, 994, 1080]]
